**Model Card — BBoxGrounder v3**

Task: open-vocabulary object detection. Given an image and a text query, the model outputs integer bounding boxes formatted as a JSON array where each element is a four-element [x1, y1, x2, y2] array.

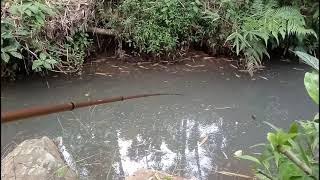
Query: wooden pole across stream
[[1, 93, 181, 123]]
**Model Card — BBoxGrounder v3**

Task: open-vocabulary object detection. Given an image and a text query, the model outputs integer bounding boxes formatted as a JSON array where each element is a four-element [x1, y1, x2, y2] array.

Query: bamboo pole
[[1, 93, 181, 123]]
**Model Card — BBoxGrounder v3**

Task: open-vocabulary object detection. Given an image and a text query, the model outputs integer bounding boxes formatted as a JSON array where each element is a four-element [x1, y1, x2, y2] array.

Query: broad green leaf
[[267, 133, 277, 149], [279, 161, 305, 180], [304, 72, 319, 105], [294, 51, 319, 71], [289, 122, 299, 134], [28, 5, 39, 14], [2, 45, 18, 52], [236, 155, 261, 165], [277, 132, 297, 145], [25, 9, 32, 16], [43, 62, 52, 69], [1, 52, 10, 62], [32, 60, 42, 70], [9, 51, 22, 59]]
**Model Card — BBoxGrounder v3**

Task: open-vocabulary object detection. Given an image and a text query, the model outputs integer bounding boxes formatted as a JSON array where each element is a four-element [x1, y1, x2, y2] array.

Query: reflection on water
[[56, 104, 230, 179], [1, 63, 317, 179]]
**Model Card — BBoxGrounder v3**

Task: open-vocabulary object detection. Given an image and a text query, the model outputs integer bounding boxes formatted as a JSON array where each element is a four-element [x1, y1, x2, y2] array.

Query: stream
[[1, 54, 318, 179]]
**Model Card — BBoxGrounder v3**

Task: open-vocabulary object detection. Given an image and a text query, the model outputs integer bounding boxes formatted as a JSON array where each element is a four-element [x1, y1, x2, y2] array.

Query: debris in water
[[230, 64, 238, 69], [234, 150, 242, 156], [259, 76, 268, 80], [222, 151, 228, 159], [95, 72, 110, 77], [158, 64, 168, 68], [293, 67, 304, 71], [280, 59, 291, 63], [202, 56, 214, 60], [214, 106, 233, 110], [111, 65, 119, 68], [139, 65, 149, 69], [216, 171, 252, 179], [198, 135, 208, 146], [235, 73, 240, 78], [235, 121, 238, 125], [85, 93, 90, 97], [185, 64, 205, 68]]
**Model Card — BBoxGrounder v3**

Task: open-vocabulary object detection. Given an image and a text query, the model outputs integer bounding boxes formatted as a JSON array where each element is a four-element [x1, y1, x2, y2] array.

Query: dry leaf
[[198, 135, 208, 146]]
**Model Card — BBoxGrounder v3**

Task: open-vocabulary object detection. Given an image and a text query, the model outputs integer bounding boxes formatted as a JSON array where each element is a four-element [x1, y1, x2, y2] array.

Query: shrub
[[224, 0, 317, 75], [114, 0, 219, 55], [1, 0, 93, 78]]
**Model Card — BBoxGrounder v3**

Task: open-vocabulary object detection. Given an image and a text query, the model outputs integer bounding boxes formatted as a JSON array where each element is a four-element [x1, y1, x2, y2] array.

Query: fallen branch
[[86, 27, 115, 36], [216, 171, 253, 179]]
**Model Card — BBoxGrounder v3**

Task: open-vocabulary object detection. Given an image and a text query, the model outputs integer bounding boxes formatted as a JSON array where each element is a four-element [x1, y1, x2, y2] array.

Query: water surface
[[1, 57, 317, 179]]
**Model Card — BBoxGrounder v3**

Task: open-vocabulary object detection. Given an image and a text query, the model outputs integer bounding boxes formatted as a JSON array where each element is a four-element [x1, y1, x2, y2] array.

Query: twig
[[57, 115, 65, 132], [279, 146, 314, 178], [87, 27, 115, 36], [216, 171, 253, 179]]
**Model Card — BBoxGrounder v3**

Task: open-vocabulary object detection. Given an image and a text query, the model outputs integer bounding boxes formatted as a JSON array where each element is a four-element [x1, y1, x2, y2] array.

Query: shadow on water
[[1, 59, 318, 179]]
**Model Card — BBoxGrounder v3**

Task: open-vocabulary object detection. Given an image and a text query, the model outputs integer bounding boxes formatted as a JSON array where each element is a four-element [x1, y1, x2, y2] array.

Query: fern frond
[[251, 0, 264, 15]]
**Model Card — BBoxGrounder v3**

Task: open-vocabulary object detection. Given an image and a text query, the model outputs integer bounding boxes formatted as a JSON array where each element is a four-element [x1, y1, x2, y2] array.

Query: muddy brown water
[[1, 53, 318, 179]]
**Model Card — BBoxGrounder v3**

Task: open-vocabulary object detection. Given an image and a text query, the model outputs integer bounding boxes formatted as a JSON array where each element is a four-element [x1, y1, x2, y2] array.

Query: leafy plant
[[224, 0, 317, 76], [234, 51, 319, 179], [1, 0, 92, 77], [114, 0, 219, 55]]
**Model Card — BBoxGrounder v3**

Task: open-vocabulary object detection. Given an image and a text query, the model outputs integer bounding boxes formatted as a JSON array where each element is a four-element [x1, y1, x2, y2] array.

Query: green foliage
[[225, 0, 317, 75], [1, 0, 319, 77], [295, 51, 319, 71], [294, 51, 319, 105], [304, 72, 319, 105], [235, 121, 319, 179], [234, 52, 319, 179], [114, 0, 219, 54], [1, 0, 92, 78]]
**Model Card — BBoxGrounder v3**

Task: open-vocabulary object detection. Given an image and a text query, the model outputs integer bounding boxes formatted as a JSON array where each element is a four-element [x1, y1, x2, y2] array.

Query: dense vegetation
[[1, 0, 319, 78]]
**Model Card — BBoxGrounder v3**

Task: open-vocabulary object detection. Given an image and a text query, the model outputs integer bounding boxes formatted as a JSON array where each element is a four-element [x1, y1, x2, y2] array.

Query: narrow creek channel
[[1, 54, 318, 179]]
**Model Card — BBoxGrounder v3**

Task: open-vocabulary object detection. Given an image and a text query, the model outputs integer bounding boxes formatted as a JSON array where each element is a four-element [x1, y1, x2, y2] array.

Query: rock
[[125, 169, 190, 180], [1, 136, 77, 180]]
